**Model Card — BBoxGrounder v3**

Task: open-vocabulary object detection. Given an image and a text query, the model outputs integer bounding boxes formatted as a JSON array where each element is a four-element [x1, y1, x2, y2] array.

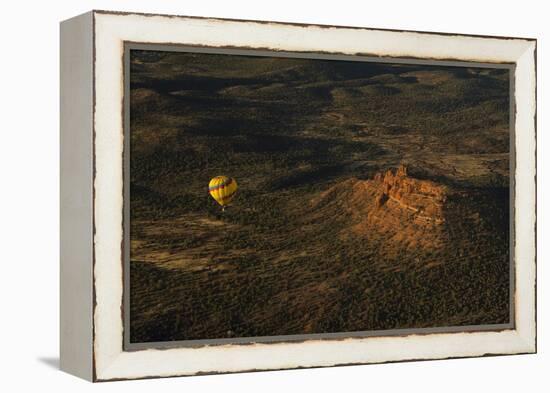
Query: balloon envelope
[[208, 176, 238, 207]]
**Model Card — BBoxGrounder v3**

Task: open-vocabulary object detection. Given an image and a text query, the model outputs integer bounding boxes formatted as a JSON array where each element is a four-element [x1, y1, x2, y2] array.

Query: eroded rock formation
[[312, 165, 452, 254], [372, 165, 447, 224]]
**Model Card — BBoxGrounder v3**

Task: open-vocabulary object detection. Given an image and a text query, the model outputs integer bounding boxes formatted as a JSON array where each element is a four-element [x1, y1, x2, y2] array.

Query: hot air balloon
[[208, 176, 238, 211]]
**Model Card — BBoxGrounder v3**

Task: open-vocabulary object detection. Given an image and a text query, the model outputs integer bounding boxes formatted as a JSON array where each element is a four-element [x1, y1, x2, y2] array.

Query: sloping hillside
[[309, 165, 509, 266]]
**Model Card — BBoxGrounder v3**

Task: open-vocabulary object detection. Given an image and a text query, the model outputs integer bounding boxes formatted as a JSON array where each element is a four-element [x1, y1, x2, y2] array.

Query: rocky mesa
[[372, 165, 447, 224], [310, 165, 468, 255]]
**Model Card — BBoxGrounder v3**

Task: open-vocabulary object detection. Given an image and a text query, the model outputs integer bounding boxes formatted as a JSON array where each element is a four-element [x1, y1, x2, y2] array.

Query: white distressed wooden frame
[[60, 10, 536, 382]]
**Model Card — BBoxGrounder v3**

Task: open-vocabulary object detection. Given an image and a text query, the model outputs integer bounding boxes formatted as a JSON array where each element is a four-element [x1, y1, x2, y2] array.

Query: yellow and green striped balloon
[[208, 176, 238, 209]]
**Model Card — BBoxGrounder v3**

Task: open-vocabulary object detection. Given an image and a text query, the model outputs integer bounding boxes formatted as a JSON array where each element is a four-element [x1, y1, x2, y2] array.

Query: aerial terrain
[[128, 50, 511, 343]]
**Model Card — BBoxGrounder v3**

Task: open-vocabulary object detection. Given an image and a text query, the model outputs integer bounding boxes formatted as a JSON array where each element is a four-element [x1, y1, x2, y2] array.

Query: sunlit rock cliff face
[[372, 165, 447, 224], [311, 165, 473, 255]]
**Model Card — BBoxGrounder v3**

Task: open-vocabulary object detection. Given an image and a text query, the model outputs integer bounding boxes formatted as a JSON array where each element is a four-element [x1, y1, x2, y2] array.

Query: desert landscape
[[128, 49, 511, 343]]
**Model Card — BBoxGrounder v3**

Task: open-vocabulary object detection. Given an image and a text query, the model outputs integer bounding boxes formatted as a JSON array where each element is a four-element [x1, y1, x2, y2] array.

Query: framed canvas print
[[60, 10, 537, 381]]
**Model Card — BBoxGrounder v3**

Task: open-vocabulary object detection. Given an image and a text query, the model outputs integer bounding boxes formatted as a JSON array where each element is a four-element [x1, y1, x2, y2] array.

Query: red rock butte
[[311, 165, 453, 254], [372, 165, 447, 225]]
